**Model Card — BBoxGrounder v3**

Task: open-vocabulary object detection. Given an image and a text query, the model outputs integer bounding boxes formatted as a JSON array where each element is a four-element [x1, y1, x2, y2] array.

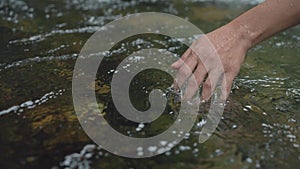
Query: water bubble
[[246, 157, 253, 163], [147, 146, 157, 152], [137, 147, 143, 152], [215, 149, 223, 156], [159, 140, 167, 146], [138, 123, 145, 128]]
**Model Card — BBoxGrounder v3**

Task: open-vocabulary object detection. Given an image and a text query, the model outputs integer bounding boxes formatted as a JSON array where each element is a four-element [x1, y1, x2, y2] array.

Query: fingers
[[175, 52, 198, 89], [182, 63, 207, 100], [201, 69, 221, 101], [201, 76, 213, 101], [171, 48, 191, 69], [220, 74, 235, 102], [201, 72, 235, 102]]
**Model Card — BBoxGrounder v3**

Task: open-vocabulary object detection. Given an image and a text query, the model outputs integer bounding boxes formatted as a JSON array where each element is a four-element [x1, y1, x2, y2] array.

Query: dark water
[[0, 0, 299, 169]]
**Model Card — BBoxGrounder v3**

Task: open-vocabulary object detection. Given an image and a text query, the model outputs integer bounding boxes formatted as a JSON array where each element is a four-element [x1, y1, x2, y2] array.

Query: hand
[[172, 25, 250, 101]]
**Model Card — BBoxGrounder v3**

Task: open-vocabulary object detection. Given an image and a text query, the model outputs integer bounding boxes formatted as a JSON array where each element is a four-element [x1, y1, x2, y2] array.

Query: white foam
[[0, 89, 65, 116]]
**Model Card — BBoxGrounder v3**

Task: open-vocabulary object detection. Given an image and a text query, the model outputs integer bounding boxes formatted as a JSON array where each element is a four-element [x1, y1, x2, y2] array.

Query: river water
[[0, 0, 299, 168]]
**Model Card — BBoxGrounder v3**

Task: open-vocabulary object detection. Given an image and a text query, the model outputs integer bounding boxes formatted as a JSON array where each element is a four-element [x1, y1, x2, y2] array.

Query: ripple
[[60, 144, 97, 169], [238, 76, 288, 86], [0, 53, 78, 71], [0, 89, 65, 116], [186, 0, 264, 5], [287, 88, 300, 101], [9, 26, 102, 45], [0, 0, 34, 23]]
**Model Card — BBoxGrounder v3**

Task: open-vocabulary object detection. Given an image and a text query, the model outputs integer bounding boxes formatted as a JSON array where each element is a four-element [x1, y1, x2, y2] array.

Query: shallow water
[[0, 0, 299, 169]]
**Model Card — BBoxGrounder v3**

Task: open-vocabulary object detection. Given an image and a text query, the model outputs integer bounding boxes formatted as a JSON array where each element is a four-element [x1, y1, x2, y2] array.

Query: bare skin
[[172, 0, 300, 101]]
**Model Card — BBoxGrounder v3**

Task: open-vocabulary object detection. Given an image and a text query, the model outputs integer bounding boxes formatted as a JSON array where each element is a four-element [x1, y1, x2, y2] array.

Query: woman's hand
[[172, 0, 300, 102], [172, 24, 250, 101]]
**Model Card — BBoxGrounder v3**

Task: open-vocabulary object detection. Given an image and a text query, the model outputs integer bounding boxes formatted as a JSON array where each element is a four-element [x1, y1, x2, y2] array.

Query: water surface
[[0, 0, 299, 168]]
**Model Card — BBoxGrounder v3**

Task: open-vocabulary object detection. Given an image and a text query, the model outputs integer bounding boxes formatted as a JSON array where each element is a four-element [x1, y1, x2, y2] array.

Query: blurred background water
[[0, 0, 299, 169]]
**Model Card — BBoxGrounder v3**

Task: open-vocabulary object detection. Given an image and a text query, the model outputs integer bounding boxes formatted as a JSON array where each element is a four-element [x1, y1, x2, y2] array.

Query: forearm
[[226, 0, 300, 49]]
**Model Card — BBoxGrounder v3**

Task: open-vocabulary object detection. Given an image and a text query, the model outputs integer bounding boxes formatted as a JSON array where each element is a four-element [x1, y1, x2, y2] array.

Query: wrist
[[224, 20, 260, 51]]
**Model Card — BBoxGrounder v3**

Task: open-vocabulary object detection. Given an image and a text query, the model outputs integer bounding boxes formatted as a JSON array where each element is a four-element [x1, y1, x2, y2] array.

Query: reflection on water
[[0, 0, 299, 169]]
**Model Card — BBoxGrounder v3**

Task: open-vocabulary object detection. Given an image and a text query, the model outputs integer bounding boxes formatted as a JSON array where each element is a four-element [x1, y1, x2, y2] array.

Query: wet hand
[[172, 26, 250, 101]]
